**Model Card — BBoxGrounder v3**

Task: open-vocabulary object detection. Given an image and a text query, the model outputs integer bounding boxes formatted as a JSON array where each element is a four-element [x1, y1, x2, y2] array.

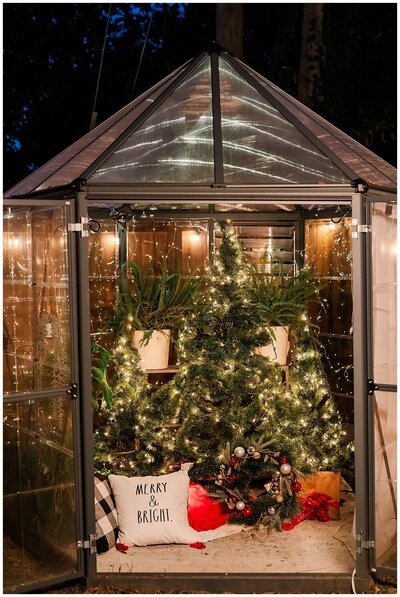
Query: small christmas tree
[[276, 324, 353, 475], [94, 336, 162, 476]]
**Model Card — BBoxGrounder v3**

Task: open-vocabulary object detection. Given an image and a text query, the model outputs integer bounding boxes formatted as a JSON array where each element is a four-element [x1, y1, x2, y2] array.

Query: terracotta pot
[[133, 329, 171, 370], [256, 325, 289, 366]]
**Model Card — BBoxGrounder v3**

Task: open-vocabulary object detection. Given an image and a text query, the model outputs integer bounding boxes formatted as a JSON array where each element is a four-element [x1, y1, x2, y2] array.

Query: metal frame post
[[75, 190, 97, 580], [352, 192, 373, 591]]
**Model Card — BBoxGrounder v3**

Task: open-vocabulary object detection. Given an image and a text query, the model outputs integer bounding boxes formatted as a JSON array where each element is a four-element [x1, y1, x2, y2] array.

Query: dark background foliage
[[3, 3, 396, 191]]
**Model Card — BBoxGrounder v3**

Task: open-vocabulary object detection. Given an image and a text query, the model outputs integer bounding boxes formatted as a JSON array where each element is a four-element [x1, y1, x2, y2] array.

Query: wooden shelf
[[144, 366, 180, 374]]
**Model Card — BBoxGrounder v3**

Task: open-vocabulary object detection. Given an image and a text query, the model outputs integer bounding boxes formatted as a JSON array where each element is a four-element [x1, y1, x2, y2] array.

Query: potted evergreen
[[247, 258, 321, 365], [110, 261, 201, 370]]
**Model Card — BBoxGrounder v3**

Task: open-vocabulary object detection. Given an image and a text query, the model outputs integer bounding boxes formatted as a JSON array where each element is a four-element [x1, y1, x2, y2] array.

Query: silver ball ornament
[[247, 446, 255, 455], [280, 463, 292, 475], [215, 479, 223, 486], [267, 506, 276, 515], [234, 446, 246, 458], [236, 500, 246, 511]]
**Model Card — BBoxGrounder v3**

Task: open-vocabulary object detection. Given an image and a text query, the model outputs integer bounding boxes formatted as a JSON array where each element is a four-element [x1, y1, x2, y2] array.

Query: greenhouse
[[3, 45, 397, 594]]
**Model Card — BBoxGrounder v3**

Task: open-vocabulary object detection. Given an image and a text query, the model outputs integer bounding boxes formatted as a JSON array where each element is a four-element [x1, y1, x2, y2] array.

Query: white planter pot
[[133, 329, 171, 370], [256, 326, 289, 366]]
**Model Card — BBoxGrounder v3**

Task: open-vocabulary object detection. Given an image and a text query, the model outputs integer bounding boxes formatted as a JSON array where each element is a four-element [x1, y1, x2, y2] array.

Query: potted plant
[[91, 342, 114, 409], [247, 258, 321, 365], [110, 261, 201, 370]]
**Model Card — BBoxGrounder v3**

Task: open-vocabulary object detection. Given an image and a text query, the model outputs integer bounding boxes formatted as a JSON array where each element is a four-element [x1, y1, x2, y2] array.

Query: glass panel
[[219, 57, 349, 184], [127, 219, 208, 276], [374, 391, 397, 568], [88, 221, 119, 346], [305, 216, 353, 401], [371, 201, 397, 570], [216, 224, 296, 275], [248, 66, 394, 189], [3, 397, 78, 591], [3, 207, 70, 393], [371, 203, 397, 385], [89, 57, 214, 184]]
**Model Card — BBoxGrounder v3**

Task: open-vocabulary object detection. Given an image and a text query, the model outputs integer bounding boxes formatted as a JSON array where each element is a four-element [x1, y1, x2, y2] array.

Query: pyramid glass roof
[[5, 47, 396, 198]]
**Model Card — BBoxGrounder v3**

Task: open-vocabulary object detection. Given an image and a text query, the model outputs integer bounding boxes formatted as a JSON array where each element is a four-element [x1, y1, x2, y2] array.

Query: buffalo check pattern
[[94, 473, 119, 554]]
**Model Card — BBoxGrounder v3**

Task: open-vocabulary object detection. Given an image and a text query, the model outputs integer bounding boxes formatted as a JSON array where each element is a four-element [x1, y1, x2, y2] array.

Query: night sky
[[3, 3, 397, 191]]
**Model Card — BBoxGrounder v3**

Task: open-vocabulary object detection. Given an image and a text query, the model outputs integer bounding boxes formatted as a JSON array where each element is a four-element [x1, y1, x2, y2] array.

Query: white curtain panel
[[372, 202, 397, 563]]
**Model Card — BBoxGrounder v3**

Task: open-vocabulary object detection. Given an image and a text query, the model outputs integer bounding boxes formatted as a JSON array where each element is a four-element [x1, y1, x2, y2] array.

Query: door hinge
[[68, 217, 89, 237], [367, 379, 380, 395], [352, 219, 372, 239], [356, 534, 375, 554], [77, 534, 97, 554], [66, 383, 78, 400]]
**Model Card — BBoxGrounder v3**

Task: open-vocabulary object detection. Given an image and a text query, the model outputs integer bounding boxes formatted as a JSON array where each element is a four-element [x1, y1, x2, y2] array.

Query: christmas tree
[[149, 222, 288, 476], [94, 336, 163, 476], [275, 324, 353, 475]]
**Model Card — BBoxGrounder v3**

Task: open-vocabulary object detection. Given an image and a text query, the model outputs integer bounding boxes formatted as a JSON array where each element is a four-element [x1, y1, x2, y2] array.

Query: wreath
[[207, 438, 304, 529]]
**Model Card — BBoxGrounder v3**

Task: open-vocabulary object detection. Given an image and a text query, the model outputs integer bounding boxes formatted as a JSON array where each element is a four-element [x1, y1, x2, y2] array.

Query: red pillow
[[188, 481, 230, 531]]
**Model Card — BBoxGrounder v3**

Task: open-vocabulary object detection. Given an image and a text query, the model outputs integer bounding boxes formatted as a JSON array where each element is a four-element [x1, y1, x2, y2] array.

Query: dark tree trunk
[[297, 3, 324, 108], [216, 3, 243, 59]]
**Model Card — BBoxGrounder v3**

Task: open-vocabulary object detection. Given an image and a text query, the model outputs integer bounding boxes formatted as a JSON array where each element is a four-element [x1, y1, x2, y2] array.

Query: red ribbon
[[282, 491, 340, 531], [190, 542, 206, 549], [115, 542, 129, 553]]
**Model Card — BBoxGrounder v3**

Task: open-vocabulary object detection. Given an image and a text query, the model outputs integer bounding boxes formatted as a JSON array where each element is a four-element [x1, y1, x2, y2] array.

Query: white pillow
[[108, 464, 203, 546]]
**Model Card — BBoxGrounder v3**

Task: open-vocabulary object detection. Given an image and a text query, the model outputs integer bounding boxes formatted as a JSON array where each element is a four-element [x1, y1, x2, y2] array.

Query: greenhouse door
[[3, 200, 93, 592], [367, 198, 397, 577]]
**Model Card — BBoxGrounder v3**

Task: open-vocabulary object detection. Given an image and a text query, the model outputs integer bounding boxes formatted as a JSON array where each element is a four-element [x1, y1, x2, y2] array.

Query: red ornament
[[229, 474, 238, 482], [291, 481, 302, 493], [229, 458, 237, 467], [232, 497, 238, 503], [242, 506, 253, 518], [279, 456, 287, 464]]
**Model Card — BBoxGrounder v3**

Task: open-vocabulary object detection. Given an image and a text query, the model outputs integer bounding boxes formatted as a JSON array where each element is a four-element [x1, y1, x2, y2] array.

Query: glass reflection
[[90, 57, 214, 184], [219, 58, 349, 184], [3, 398, 77, 591], [3, 207, 70, 394]]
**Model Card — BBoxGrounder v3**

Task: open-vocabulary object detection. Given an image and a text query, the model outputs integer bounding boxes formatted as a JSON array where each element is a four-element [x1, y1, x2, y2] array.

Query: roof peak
[[203, 40, 233, 56]]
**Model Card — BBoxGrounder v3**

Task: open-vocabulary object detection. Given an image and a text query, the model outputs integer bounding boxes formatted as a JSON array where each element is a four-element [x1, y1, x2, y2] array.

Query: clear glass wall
[[371, 202, 397, 569], [3, 206, 79, 591]]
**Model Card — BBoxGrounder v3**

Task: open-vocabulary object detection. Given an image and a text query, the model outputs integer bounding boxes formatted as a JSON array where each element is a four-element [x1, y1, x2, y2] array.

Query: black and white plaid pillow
[[94, 473, 119, 554]]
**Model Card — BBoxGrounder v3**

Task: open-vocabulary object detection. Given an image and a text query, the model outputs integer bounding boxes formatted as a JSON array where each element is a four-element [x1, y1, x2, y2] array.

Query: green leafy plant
[[109, 261, 202, 344], [246, 256, 322, 336], [91, 342, 113, 409]]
